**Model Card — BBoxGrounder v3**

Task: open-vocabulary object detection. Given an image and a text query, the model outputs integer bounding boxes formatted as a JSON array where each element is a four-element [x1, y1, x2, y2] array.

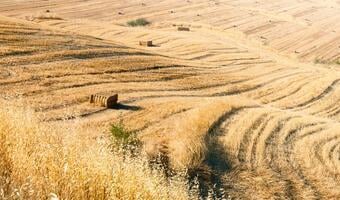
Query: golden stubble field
[[0, 0, 340, 199]]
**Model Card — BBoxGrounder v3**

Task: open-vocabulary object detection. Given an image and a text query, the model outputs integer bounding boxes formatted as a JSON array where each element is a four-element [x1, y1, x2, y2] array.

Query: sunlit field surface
[[0, 0, 340, 199]]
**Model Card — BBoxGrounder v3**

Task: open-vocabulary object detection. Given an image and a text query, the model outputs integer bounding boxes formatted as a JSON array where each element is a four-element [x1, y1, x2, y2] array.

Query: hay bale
[[178, 27, 190, 31], [139, 41, 153, 47], [90, 94, 118, 108]]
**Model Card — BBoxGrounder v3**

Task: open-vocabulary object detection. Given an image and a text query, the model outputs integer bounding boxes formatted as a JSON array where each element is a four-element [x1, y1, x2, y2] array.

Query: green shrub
[[110, 123, 139, 147], [127, 18, 150, 27]]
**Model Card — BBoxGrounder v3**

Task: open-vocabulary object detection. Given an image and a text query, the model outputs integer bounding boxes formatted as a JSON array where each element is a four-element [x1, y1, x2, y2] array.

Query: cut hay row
[[140, 97, 340, 199], [2, 19, 340, 123], [0, 15, 339, 121], [1, 0, 339, 63], [41, 19, 272, 66]]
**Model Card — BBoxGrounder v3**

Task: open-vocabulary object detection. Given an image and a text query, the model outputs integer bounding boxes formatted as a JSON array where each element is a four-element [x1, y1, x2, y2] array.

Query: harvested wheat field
[[0, 0, 340, 199]]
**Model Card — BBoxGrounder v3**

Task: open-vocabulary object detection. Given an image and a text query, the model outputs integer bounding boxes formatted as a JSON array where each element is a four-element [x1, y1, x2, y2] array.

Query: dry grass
[[142, 97, 254, 169], [0, 102, 193, 200], [0, 3, 340, 198]]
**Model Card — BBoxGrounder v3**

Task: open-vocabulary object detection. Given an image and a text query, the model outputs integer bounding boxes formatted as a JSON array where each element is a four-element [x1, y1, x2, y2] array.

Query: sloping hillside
[[1, 0, 339, 64], [0, 0, 340, 198]]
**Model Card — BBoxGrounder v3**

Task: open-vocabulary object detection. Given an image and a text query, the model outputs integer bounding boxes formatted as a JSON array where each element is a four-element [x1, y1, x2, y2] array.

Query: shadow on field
[[187, 108, 252, 199], [111, 103, 142, 111]]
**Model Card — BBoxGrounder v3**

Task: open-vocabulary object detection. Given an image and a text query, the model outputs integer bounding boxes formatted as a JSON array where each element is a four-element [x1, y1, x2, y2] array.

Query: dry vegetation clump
[[314, 58, 340, 65], [25, 13, 63, 21], [0, 102, 193, 200]]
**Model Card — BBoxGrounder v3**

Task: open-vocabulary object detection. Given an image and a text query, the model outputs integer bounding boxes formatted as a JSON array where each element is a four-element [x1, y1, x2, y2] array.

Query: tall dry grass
[[142, 97, 254, 170], [0, 103, 193, 200]]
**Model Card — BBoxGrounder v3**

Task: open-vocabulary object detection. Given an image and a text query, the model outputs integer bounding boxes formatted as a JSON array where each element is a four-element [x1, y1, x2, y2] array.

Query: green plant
[[110, 123, 139, 147], [127, 18, 150, 27]]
